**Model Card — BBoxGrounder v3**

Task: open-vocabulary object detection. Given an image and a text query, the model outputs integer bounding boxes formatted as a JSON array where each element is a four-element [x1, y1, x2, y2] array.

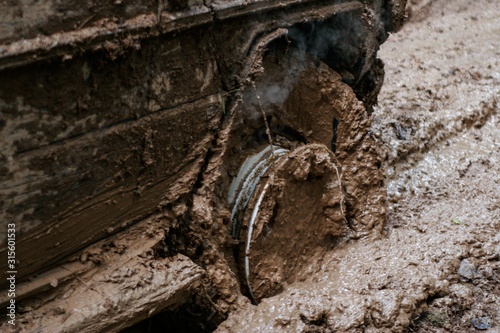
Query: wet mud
[[1, 0, 498, 332], [217, 0, 500, 332], [236, 144, 347, 303], [0, 0, 390, 287], [0, 1, 392, 330]]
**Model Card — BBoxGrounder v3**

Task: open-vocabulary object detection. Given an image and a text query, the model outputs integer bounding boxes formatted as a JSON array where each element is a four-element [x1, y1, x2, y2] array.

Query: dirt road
[[217, 0, 500, 331]]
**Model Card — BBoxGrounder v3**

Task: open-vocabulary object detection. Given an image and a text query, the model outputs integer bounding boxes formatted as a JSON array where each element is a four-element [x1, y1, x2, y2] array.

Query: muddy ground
[[216, 0, 500, 332]]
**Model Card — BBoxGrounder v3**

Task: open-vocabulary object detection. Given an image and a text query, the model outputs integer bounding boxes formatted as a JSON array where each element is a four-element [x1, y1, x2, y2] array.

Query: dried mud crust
[[216, 0, 500, 332]]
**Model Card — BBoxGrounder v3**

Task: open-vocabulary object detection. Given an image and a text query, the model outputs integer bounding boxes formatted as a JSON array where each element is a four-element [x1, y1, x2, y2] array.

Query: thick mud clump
[[179, 45, 386, 317], [233, 144, 346, 303]]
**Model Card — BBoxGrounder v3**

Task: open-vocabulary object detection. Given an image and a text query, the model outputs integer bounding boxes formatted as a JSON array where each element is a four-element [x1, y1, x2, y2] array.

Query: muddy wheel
[[218, 42, 386, 303], [229, 144, 346, 302]]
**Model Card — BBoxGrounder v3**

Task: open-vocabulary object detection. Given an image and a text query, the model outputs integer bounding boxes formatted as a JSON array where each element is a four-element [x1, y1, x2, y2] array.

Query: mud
[[0, 25, 223, 281], [216, 0, 500, 332], [170, 45, 386, 319], [0, 1, 393, 330], [1, 0, 498, 332], [236, 144, 346, 302], [0, 0, 391, 288], [0, 1, 159, 45]]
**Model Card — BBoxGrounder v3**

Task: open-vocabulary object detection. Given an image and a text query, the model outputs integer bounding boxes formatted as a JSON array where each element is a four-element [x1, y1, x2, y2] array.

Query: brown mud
[[0, 0, 498, 332], [237, 144, 347, 302], [1, 1, 393, 330], [0, 0, 391, 287], [217, 0, 500, 332]]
